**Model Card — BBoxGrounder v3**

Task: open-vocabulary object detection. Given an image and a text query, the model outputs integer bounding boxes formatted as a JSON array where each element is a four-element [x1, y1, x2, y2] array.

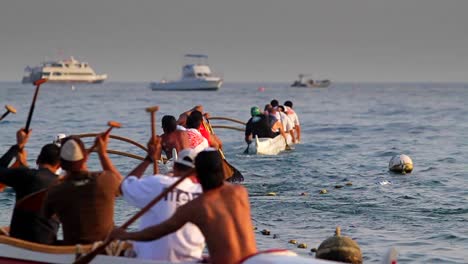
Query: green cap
[[251, 106, 261, 116]]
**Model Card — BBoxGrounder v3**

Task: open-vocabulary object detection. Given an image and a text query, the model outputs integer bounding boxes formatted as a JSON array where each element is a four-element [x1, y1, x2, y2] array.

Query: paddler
[[110, 149, 257, 264], [119, 135, 204, 262], [42, 134, 123, 245], [0, 128, 60, 244], [160, 115, 189, 159]]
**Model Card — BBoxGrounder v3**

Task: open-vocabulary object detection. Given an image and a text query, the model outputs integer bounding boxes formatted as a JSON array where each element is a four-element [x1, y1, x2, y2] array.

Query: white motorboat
[[149, 54, 223, 91], [22, 56, 107, 84], [247, 134, 293, 155]]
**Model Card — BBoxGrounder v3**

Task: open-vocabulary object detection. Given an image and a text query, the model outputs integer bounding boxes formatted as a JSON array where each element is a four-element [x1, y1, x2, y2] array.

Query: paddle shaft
[[24, 82, 42, 131], [87, 126, 116, 154], [0, 110, 11, 121], [149, 111, 158, 174], [73, 170, 193, 264]]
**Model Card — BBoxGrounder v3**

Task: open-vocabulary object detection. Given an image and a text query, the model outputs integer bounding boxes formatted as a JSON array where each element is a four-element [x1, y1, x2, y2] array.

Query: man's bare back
[[161, 131, 189, 159], [182, 183, 257, 264]]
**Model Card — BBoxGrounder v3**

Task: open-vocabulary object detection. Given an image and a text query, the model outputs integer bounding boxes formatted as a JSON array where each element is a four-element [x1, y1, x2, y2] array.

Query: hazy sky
[[1, 0, 467, 82]]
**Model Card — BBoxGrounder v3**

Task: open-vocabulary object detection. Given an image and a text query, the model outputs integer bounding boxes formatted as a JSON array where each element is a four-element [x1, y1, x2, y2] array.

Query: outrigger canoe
[[0, 235, 339, 264], [247, 134, 293, 155]]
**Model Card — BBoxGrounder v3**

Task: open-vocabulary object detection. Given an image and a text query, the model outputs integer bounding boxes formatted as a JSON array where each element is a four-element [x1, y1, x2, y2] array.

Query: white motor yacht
[[22, 56, 107, 84], [149, 54, 223, 91]]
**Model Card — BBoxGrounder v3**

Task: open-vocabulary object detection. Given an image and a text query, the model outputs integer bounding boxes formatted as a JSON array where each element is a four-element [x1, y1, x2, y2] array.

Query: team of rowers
[[0, 101, 300, 264], [245, 99, 301, 147]]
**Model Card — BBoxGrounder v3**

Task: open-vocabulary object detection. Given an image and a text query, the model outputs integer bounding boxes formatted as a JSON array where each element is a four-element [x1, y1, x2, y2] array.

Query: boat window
[[42, 72, 50, 76], [65, 64, 69, 67], [52, 72, 62, 76], [197, 73, 203, 77]]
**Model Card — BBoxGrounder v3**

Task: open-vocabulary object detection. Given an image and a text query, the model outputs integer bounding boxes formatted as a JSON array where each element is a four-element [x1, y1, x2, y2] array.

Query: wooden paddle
[[204, 117, 244, 182], [73, 169, 194, 264], [87, 121, 122, 154], [146, 106, 159, 174], [0, 105, 17, 121], [24, 78, 47, 132]]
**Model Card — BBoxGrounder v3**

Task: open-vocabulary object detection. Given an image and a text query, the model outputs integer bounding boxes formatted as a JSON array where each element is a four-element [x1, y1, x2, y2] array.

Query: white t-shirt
[[277, 112, 295, 132], [285, 107, 300, 126], [121, 175, 205, 262]]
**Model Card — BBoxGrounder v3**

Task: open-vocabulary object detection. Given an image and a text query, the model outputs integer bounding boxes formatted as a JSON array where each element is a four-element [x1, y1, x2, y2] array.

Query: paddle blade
[[33, 78, 47, 86], [223, 159, 244, 183]]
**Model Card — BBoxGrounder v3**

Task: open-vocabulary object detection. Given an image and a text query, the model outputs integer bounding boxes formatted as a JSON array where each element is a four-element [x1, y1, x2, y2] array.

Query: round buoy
[[267, 192, 277, 196], [261, 229, 270, 236], [319, 189, 328, 194], [288, 239, 298, 245], [316, 227, 362, 264], [258, 87, 265, 92], [345, 182, 353, 186], [298, 243, 307, 249], [389, 154, 413, 174]]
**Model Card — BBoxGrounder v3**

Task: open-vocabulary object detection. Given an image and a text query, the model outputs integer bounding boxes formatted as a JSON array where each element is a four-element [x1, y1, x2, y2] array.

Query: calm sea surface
[[0, 82, 467, 263]]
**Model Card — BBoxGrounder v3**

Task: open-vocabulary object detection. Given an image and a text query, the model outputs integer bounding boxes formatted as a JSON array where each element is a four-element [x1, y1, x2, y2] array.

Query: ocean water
[[0, 81, 467, 263]]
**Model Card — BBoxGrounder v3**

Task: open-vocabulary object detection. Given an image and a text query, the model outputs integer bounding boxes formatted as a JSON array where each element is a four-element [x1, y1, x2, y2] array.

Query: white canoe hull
[[248, 134, 293, 155], [149, 79, 222, 91], [0, 237, 335, 264]]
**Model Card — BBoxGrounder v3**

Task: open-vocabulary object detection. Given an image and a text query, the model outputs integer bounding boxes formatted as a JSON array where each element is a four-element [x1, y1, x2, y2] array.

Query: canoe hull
[[248, 135, 293, 155]]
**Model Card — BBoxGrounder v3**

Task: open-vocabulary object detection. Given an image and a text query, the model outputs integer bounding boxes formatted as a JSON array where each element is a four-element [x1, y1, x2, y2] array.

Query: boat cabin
[[182, 64, 213, 79]]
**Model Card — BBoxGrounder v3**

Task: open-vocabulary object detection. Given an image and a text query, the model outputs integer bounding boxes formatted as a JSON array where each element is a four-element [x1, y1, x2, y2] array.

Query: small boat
[[149, 54, 223, 91], [22, 56, 107, 84], [0, 235, 338, 263], [247, 134, 293, 155], [291, 74, 331, 88]]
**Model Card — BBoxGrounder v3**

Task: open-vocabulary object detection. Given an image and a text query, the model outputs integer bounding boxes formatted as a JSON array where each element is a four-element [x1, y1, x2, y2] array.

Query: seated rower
[[284, 100, 301, 143], [110, 149, 258, 264], [185, 111, 209, 154], [265, 104, 289, 142], [0, 128, 60, 244], [43, 134, 122, 245], [120, 136, 204, 261], [245, 106, 276, 144], [160, 115, 189, 159]]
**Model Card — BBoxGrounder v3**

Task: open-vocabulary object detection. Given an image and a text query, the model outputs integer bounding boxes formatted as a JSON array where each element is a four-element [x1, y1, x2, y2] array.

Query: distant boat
[[22, 56, 107, 84], [291, 74, 331, 88], [149, 54, 223, 91]]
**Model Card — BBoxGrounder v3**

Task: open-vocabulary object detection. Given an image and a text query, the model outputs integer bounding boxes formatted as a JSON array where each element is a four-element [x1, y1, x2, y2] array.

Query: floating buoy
[[258, 86, 265, 92], [267, 192, 277, 196], [289, 239, 298, 245], [316, 227, 362, 264], [298, 243, 307, 249], [261, 229, 270, 236], [319, 189, 328, 194], [300, 192, 308, 196], [345, 182, 353, 186], [389, 154, 413, 174], [335, 185, 343, 189]]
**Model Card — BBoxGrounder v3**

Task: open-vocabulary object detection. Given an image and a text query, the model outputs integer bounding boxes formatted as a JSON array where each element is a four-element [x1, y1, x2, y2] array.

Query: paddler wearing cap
[[42, 133, 122, 245], [119, 135, 204, 262]]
